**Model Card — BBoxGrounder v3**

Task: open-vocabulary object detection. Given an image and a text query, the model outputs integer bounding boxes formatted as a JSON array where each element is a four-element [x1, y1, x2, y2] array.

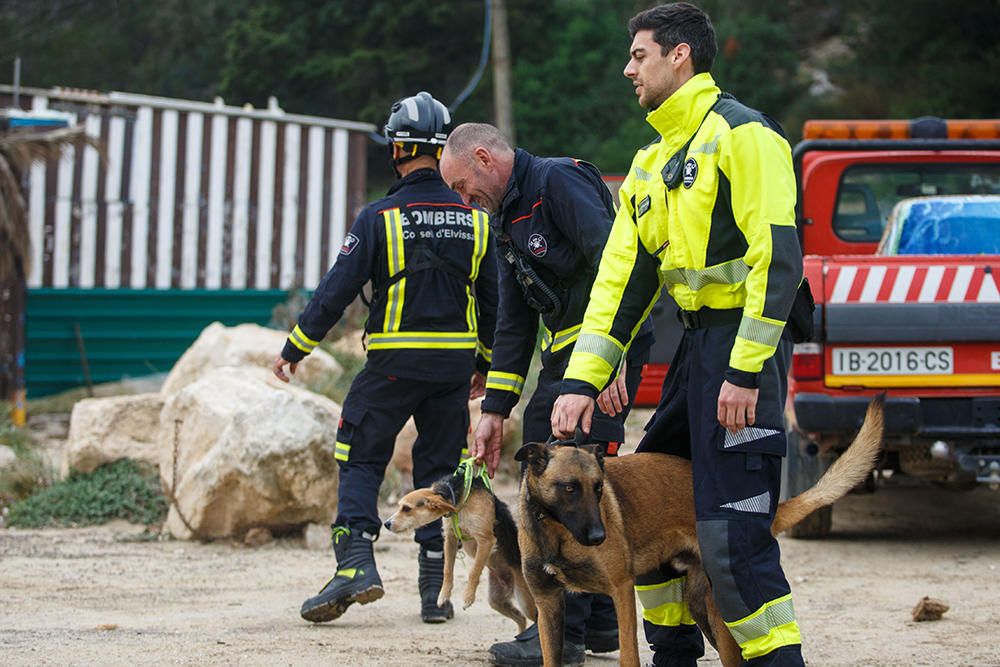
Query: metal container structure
[[0, 84, 375, 397]]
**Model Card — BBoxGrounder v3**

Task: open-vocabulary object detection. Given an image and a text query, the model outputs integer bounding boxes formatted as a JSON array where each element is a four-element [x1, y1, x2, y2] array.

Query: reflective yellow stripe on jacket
[[288, 324, 320, 355], [383, 208, 406, 332], [367, 331, 478, 350], [485, 371, 525, 396], [466, 209, 489, 331], [541, 323, 582, 353]]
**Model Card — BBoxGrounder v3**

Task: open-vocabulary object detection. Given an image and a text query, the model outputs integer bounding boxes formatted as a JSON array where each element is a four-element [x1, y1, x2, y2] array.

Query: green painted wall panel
[[26, 289, 290, 397]]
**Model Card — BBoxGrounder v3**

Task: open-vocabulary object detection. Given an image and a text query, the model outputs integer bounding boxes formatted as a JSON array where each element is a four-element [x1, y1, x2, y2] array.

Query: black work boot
[[300, 525, 384, 623], [418, 546, 455, 623], [585, 626, 620, 653], [488, 623, 585, 667]]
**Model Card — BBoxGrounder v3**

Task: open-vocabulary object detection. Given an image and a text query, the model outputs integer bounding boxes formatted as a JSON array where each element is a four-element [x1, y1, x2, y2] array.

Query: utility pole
[[491, 0, 515, 145]]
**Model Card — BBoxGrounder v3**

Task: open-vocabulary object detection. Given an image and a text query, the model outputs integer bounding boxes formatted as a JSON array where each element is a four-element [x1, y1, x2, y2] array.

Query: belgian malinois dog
[[514, 397, 884, 667]]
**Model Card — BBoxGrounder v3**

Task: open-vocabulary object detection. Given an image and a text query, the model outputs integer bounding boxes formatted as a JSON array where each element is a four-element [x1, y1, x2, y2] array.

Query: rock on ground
[[161, 322, 343, 395], [159, 366, 342, 540], [0, 444, 16, 470], [61, 393, 166, 477]]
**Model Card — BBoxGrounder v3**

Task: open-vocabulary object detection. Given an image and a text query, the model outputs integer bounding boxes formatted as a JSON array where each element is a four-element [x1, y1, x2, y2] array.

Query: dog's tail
[[772, 394, 884, 536]]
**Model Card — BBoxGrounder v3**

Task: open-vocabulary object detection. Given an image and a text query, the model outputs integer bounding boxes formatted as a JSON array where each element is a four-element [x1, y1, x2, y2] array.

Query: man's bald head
[[444, 123, 514, 161], [439, 123, 516, 213]]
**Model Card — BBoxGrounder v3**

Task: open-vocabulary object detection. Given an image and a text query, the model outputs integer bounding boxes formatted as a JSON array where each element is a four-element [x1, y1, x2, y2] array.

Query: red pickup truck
[[632, 118, 1000, 537]]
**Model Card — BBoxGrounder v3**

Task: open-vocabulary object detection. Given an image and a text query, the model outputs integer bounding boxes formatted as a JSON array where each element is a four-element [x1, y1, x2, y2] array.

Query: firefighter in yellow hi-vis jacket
[[552, 4, 806, 667]]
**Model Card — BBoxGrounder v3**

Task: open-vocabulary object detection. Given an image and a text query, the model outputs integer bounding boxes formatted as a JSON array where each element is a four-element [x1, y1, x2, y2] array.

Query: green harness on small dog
[[449, 457, 492, 543]]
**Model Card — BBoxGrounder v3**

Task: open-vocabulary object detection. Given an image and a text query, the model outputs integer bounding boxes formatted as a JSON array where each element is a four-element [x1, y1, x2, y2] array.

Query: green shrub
[[0, 404, 53, 506], [7, 459, 167, 528]]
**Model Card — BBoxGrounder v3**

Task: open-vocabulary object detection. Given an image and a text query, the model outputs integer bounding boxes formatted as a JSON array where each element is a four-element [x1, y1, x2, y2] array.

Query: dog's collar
[[442, 483, 459, 510], [525, 490, 550, 523]]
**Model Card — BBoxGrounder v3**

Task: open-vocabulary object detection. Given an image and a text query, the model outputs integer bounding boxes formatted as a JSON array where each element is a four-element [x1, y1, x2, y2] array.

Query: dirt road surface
[[3, 414, 1000, 666]]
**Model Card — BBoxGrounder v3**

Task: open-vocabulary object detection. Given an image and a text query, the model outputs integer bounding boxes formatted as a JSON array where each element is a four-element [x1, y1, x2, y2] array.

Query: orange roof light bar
[[803, 120, 910, 140], [947, 120, 1000, 139], [803, 118, 1000, 141]]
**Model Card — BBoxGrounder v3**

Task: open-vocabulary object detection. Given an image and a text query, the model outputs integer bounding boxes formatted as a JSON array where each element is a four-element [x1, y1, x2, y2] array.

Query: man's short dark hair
[[629, 3, 718, 74]]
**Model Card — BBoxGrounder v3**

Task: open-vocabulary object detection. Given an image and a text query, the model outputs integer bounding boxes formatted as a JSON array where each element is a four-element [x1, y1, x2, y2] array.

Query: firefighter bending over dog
[[273, 92, 498, 625], [439, 123, 655, 667], [553, 3, 807, 666]]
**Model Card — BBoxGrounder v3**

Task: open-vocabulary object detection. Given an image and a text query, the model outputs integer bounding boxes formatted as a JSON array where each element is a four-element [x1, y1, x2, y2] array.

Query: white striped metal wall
[[1, 86, 374, 291]]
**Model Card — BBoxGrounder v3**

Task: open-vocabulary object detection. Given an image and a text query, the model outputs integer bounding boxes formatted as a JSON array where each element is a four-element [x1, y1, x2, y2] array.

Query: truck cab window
[[834, 164, 1000, 242]]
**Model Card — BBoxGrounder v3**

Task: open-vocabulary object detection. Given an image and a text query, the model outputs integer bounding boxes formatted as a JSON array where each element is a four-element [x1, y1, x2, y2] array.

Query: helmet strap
[[389, 141, 438, 178]]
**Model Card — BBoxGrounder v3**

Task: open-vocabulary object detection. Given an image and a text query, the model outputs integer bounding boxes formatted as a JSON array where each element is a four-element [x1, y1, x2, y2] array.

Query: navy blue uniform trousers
[[637, 322, 803, 667], [334, 368, 469, 550]]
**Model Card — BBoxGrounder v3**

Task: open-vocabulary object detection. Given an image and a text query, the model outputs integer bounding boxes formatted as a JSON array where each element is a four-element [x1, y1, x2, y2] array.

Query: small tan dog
[[383, 460, 537, 631]]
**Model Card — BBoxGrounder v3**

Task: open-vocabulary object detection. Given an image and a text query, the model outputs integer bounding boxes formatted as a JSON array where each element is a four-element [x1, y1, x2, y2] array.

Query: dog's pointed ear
[[514, 443, 550, 469], [580, 444, 605, 469], [428, 495, 458, 514]]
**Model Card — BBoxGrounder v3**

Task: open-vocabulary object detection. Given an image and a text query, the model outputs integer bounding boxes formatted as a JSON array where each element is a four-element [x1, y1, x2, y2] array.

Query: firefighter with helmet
[[273, 91, 498, 625]]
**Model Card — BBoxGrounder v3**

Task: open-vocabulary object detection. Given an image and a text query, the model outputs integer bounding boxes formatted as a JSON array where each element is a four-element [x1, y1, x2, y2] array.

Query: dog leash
[[546, 426, 587, 448], [449, 457, 493, 542]]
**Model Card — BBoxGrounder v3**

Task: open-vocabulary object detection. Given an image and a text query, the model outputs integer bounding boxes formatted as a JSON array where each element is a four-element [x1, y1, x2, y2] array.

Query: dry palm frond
[[0, 126, 99, 281]]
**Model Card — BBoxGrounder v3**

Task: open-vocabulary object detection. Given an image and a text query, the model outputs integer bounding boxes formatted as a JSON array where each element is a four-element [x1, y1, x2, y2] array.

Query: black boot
[[300, 525, 384, 623], [488, 623, 585, 667], [418, 546, 455, 623]]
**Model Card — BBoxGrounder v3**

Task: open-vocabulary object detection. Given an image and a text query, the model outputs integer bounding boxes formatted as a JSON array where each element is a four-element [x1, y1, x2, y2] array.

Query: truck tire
[[781, 427, 833, 539]]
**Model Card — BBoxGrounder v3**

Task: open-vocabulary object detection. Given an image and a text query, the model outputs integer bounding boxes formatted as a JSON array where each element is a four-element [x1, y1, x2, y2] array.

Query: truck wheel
[[781, 428, 833, 539]]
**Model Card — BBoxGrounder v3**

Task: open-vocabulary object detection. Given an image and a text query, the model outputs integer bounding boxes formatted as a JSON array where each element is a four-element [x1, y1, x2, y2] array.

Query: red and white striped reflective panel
[[826, 265, 1000, 304]]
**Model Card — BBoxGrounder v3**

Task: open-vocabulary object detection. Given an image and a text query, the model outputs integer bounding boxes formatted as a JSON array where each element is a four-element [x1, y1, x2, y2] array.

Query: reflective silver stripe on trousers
[[635, 577, 685, 609], [727, 596, 797, 646]]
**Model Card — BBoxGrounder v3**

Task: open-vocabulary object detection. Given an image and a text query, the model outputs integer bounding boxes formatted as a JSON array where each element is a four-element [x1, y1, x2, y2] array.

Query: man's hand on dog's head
[[551, 393, 595, 440], [473, 412, 504, 477]]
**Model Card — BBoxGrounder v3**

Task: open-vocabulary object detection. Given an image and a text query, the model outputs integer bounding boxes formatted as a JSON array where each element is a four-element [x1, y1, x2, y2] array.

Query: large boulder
[[161, 322, 343, 395], [159, 366, 341, 540], [61, 393, 166, 477]]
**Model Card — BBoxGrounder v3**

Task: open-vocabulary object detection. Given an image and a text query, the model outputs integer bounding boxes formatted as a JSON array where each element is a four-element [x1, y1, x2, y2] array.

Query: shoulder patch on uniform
[[527, 233, 548, 258], [340, 233, 360, 256], [682, 158, 698, 189], [637, 194, 651, 218]]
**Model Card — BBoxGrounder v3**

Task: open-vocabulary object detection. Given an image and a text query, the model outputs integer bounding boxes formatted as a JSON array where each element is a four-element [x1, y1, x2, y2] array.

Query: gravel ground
[[3, 409, 1000, 666]]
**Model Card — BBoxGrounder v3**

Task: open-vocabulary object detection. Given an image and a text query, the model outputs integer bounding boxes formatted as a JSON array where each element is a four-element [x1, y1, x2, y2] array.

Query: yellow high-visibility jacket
[[563, 73, 802, 394]]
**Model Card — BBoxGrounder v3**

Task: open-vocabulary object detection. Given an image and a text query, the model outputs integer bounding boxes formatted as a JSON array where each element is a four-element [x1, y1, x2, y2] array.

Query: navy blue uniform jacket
[[482, 149, 653, 417], [282, 168, 498, 383]]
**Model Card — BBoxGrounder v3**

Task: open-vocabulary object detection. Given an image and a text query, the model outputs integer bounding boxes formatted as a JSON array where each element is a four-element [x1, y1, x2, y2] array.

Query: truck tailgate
[[819, 256, 1000, 389]]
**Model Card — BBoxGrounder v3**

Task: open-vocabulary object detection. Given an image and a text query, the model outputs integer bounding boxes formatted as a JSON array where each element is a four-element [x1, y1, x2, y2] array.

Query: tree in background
[[2, 0, 998, 180]]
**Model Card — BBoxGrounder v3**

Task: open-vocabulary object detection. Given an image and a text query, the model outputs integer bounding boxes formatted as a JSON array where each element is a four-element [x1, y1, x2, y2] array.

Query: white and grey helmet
[[383, 91, 452, 149]]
